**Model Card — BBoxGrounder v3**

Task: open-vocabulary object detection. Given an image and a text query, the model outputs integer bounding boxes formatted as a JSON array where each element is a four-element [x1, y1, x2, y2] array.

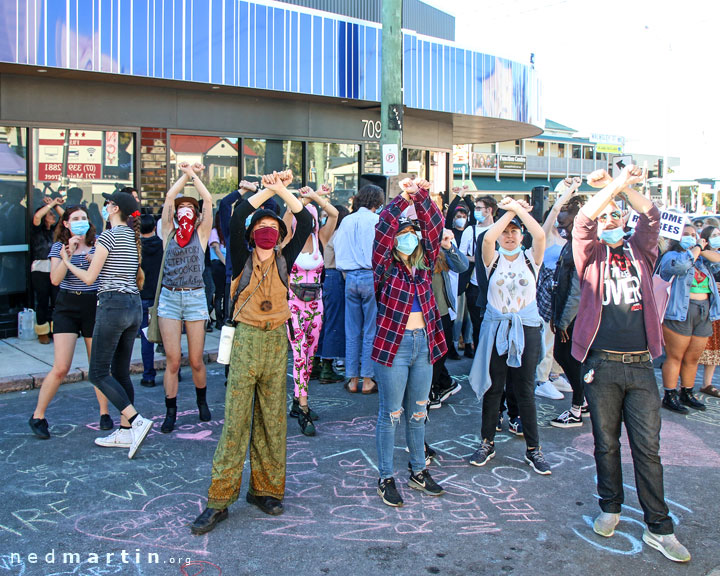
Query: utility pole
[[381, 0, 403, 183]]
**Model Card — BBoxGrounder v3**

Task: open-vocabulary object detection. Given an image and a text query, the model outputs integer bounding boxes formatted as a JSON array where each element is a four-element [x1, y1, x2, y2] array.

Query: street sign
[[382, 144, 399, 176], [612, 155, 634, 177]]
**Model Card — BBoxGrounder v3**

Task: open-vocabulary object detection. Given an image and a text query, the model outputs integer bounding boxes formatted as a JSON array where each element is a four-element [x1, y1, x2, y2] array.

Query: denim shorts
[[663, 299, 712, 337], [157, 287, 209, 322]]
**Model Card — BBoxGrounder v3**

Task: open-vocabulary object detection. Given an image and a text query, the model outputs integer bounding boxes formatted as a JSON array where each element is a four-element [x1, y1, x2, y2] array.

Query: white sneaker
[[94, 428, 132, 448], [128, 415, 153, 459], [642, 530, 691, 563], [535, 381, 564, 400], [550, 374, 572, 392]]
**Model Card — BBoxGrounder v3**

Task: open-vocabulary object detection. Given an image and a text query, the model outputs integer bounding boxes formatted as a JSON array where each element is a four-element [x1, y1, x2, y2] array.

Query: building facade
[[0, 0, 543, 336]]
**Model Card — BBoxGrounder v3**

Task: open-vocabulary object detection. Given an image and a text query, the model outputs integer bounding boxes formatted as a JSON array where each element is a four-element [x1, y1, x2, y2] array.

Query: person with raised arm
[[191, 171, 312, 534], [372, 177, 447, 508], [468, 197, 551, 475], [281, 185, 339, 436], [535, 177, 582, 401], [571, 166, 691, 563], [156, 161, 215, 433], [59, 190, 151, 459]]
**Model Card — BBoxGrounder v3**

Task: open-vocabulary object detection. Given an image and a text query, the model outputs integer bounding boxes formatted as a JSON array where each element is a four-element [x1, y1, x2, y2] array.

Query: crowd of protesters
[[25, 163, 714, 564]]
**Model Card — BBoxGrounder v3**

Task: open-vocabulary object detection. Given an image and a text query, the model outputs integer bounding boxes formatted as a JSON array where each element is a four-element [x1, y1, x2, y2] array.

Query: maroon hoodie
[[571, 205, 663, 362]]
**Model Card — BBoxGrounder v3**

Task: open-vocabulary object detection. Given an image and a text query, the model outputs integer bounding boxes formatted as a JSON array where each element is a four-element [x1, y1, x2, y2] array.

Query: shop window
[[32, 128, 135, 233], [0, 127, 28, 298], [363, 143, 381, 174], [243, 139, 302, 189], [429, 151, 448, 195], [406, 149, 427, 179], [307, 142, 359, 206], [170, 134, 239, 204], [572, 145, 581, 159], [537, 142, 545, 157], [584, 147, 594, 160], [558, 143, 565, 158]]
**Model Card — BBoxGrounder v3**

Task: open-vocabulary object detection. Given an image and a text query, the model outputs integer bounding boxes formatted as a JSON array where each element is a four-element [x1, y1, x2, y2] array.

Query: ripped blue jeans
[[374, 328, 433, 479]]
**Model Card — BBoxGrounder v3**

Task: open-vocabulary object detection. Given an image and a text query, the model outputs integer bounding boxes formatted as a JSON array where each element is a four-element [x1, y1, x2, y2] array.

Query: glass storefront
[[306, 142, 359, 207], [406, 148, 427, 179], [0, 127, 28, 302], [32, 128, 135, 233], [363, 143, 382, 175], [243, 139, 302, 188], [169, 134, 239, 204]]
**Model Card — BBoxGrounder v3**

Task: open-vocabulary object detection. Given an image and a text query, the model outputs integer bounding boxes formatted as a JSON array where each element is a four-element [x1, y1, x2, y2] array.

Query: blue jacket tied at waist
[[469, 301, 544, 402]]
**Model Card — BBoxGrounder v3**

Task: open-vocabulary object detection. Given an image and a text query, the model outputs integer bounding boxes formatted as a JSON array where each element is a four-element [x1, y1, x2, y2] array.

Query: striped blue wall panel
[[2, 0, 540, 125]]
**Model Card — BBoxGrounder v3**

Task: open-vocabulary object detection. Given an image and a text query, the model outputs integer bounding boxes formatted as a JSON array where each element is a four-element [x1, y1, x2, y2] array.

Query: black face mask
[[558, 228, 570, 239]]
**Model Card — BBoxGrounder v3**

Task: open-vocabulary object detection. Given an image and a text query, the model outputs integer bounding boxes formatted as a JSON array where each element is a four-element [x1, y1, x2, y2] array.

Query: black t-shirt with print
[[591, 245, 648, 352]]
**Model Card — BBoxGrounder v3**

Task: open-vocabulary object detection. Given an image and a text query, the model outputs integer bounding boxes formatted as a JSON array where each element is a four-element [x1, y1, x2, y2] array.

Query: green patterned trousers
[[207, 322, 288, 509]]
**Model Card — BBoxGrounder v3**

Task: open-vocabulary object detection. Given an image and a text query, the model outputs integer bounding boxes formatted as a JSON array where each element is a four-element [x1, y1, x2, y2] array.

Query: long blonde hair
[[393, 229, 428, 270]]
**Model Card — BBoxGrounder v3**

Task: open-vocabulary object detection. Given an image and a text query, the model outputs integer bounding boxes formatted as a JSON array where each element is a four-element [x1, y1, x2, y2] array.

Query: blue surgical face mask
[[245, 214, 253, 228], [498, 246, 522, 257], [600, 227, 625, 245], [101, 206, 109, 221], [474, 210, 486, 223], [710, 237, 720, 250], [320, 216, 327, 227], [396, 233, 419, 255], [69, 220, 90, 236], [454, 217, 467, 229], [680, 235, 697, 250]]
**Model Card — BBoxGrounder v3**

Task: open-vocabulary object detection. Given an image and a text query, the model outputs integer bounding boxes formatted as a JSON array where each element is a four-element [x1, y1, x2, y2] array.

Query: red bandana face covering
[[176, 206, 197, 247]]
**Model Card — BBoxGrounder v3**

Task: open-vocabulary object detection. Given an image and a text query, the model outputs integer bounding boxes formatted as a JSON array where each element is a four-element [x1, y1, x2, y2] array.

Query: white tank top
[[294, 234, 323, 271]]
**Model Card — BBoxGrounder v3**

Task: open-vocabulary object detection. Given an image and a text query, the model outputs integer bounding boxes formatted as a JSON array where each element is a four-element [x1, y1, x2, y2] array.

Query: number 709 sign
[[362, 119, 382, 139]]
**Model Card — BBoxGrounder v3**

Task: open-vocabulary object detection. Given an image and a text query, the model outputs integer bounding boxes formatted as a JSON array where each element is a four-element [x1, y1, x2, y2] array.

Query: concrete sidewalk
[[0, 330, 221, 393]]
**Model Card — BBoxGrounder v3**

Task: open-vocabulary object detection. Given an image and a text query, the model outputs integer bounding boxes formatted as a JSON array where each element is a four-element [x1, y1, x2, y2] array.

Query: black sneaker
[[408, 469, 444, 496], [140, 379, 156, 387], [428, 390, 442, 410], [679, 388, 706, 411], [469, 441, 495, 466], [525, 448, 552, 475], [298, 409, 316, 436], [28, 417, 50, 439], [662, 389, 689, 413], [496, 413, 503, 432], [99, 414, 114, 430], [463, 347, 475, 359], [437, 381, 462, 403], [377, 477, 403, 507], [289, 398, 318, 421], [508, 416, 524, 436], [425, 442, 437, 465], [550, 410, 582, 428]]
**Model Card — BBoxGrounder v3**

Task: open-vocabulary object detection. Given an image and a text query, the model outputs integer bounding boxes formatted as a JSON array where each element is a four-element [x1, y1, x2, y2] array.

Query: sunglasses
[[597, 210, 622, 223]]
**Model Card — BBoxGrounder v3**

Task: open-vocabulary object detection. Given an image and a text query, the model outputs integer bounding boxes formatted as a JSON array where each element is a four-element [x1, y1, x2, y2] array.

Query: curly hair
[[353, 185, 384, 211], [54, 206, 96, 246]]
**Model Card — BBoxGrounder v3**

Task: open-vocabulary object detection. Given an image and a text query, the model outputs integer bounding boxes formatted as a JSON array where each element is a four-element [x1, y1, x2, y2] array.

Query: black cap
[[506, 215, 525, 230], [245, 209, 288, 244], [102, 190, 140, 216], [397, 217, 421, 233]]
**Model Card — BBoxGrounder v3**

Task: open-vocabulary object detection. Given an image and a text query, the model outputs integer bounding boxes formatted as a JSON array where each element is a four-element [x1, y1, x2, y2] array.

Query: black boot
[[161, 397, 177, 433], [679, 387, 706, 411], [190, 507, 228, 535], [309, 356, 322, 380], [289, 398, 318, 421], [196, 387, 212, 421], [319, 359, 345, 384], [662, 389, 688, 413]]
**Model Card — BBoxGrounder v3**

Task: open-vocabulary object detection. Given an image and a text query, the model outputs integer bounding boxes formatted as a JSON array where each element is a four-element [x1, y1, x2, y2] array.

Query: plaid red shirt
[[371, 187, 447, 366]]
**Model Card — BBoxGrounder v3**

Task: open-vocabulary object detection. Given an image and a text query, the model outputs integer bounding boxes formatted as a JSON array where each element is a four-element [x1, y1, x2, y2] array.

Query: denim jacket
[[468, 302, 544, 402], [659, 249, 720, 322]]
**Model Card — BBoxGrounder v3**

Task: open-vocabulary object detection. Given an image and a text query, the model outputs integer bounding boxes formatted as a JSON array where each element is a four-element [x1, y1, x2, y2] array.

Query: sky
[[423, 0, 720, 176]]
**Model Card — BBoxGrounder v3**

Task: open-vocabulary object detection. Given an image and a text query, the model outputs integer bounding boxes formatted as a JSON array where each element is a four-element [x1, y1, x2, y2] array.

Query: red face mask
[[176, 206, 197, 248], [253, 226, 279, 249]]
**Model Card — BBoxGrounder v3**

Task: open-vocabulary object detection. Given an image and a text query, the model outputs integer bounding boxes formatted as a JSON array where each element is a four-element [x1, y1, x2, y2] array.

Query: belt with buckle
[[591, 350, 652, 364], [162, 285, 199, 292], [59, 289, 96, 296]]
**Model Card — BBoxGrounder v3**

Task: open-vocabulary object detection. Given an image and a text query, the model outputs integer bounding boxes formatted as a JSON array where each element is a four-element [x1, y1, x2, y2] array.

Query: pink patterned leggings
[[287, 296, 324, 398]]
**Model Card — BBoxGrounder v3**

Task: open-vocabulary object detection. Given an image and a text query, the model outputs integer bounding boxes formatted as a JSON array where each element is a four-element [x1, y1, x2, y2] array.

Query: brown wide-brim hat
[[174, 196, 200, 213]]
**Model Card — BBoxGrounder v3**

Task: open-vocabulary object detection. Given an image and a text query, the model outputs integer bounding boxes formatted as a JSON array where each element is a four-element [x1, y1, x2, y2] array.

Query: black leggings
[[31, 270, 58, 327], [431, 314, 454, 396], [482, 325, 542, 448], [553, 320, 584, 407], [211, 260, 226, 325]]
